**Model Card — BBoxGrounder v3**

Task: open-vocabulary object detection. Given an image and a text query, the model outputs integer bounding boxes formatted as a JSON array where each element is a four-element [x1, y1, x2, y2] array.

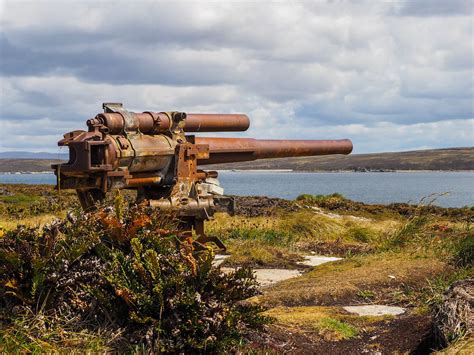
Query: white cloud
[[0, 0, 472, 153]]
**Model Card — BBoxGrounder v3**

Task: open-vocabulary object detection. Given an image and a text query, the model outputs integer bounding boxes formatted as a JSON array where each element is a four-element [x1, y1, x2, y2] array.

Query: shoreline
[[1, 169, 474, 174]]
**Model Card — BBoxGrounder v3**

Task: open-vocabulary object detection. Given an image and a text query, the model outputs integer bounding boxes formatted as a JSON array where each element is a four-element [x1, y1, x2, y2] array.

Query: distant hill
[[205, 147, 474, 171], [0, 151, 68, 160], [0, 147, 472, 173], [0, 159, 64, 173]]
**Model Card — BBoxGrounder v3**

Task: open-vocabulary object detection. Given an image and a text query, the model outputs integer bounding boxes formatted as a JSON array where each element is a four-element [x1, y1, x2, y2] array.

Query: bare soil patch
[[232, 196, 299, 217], [246, 313, 433, 354], [296, 240, 374, 256]]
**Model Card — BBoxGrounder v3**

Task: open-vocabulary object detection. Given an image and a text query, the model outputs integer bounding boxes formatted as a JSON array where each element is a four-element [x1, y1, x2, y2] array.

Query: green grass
[[264, 306, 374, 342], [356, 289, 376, 299], [0, 194, 41, 204], [347, 226, 379, 243], [419, 266, 474, 308], [227, 227, 293, 245], [296, 193, 345, 203], [316, 317, 358, 340], [385, 214, 431, 248], [258, 252, 448, 307], [452, 234, 474, 267]]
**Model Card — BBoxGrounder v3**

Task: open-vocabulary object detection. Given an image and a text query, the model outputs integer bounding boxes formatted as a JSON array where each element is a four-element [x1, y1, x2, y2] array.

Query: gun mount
[[53, 103, 353, 250]]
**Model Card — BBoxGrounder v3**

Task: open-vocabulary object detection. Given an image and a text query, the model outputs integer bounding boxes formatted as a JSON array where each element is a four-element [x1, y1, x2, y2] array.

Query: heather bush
[[0, 204, 269, 352]]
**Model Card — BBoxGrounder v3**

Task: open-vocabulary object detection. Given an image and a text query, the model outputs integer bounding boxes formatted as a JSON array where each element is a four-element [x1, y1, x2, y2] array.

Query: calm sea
[[0, 171, 472, 208]]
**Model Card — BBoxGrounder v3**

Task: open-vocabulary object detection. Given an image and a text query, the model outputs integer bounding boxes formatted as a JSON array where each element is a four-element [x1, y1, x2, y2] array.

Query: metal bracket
[[167, 111, 187, 142], [103, 102, 139, 135]]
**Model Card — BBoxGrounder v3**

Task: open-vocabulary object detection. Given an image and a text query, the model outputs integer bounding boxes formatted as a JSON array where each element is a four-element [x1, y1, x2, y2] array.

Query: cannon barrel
[[89, 112, 250, 134], [196, 137, 353, 165]]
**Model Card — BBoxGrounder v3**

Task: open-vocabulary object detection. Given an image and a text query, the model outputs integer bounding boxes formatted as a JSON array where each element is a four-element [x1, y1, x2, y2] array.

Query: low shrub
[[0, 204, 270, 352]]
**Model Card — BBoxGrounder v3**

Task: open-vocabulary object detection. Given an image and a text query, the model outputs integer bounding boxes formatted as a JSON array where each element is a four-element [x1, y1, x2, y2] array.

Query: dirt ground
[[246, 313, 433, 354]]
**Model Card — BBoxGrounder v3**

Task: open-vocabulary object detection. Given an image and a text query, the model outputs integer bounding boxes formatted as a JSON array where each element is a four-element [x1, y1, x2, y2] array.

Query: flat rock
[[343, 305, 405, 316], [212, 254, 230, 267], [221, 267, 301, 287], [298, 255, 342, 267]]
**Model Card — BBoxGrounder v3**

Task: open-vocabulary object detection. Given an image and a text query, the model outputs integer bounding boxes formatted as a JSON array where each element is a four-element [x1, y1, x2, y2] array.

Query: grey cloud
[[0, 35, 239, 86], [392, 0, 473, 17], [0, 1, 473, 153]]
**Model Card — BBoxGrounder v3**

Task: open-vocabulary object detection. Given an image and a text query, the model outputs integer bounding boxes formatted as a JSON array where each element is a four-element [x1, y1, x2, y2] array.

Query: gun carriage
[[53, 103, 352, 250]]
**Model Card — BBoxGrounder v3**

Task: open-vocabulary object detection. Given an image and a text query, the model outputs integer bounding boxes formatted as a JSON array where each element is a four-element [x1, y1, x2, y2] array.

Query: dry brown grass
[[223, 239, 303, 268], [0, 213, 65, 230], [207, 210, 401, 267], [258, 253, 449, 307]]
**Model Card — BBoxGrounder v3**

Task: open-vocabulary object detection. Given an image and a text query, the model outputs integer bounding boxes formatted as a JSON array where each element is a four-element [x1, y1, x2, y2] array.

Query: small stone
[[297, 255, 342, 267]]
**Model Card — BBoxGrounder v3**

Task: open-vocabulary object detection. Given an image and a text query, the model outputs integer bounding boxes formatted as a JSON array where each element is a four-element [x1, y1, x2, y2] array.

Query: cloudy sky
[[0, 0, 473, 154]]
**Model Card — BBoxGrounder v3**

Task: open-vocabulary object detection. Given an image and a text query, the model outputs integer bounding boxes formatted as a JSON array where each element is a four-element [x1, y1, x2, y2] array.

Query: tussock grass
[[224, 239, 303, 268], [207, 210, 397, 266]]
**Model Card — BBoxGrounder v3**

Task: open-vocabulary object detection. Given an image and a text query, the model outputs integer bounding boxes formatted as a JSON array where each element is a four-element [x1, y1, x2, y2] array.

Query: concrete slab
[[343, 305, 405, 316], [220, 267, 301, 287], [212, 254, 230, 267], [216, 254, 341, 287], [298, 255, 342, 267]]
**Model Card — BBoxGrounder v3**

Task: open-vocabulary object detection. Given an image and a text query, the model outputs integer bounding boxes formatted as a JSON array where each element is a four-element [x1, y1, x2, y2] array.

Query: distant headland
[[0, 147, 473, 173]]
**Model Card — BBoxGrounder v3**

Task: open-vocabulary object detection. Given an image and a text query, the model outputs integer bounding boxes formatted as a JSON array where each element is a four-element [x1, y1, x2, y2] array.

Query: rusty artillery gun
[[53, 103, 352, 250]]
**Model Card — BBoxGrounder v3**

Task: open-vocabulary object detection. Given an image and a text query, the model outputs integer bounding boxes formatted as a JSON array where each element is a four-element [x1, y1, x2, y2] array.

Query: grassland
[[0, 184, 473, 353]]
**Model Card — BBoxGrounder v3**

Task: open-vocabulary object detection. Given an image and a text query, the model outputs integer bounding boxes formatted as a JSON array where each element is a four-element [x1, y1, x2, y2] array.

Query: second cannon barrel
[[91, 112, 250, 134], [195, 137, 353, 165]]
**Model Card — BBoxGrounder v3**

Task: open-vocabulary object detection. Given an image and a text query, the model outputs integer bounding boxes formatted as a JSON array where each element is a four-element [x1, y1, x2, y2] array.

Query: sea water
[[0, 171, 472, 208]]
